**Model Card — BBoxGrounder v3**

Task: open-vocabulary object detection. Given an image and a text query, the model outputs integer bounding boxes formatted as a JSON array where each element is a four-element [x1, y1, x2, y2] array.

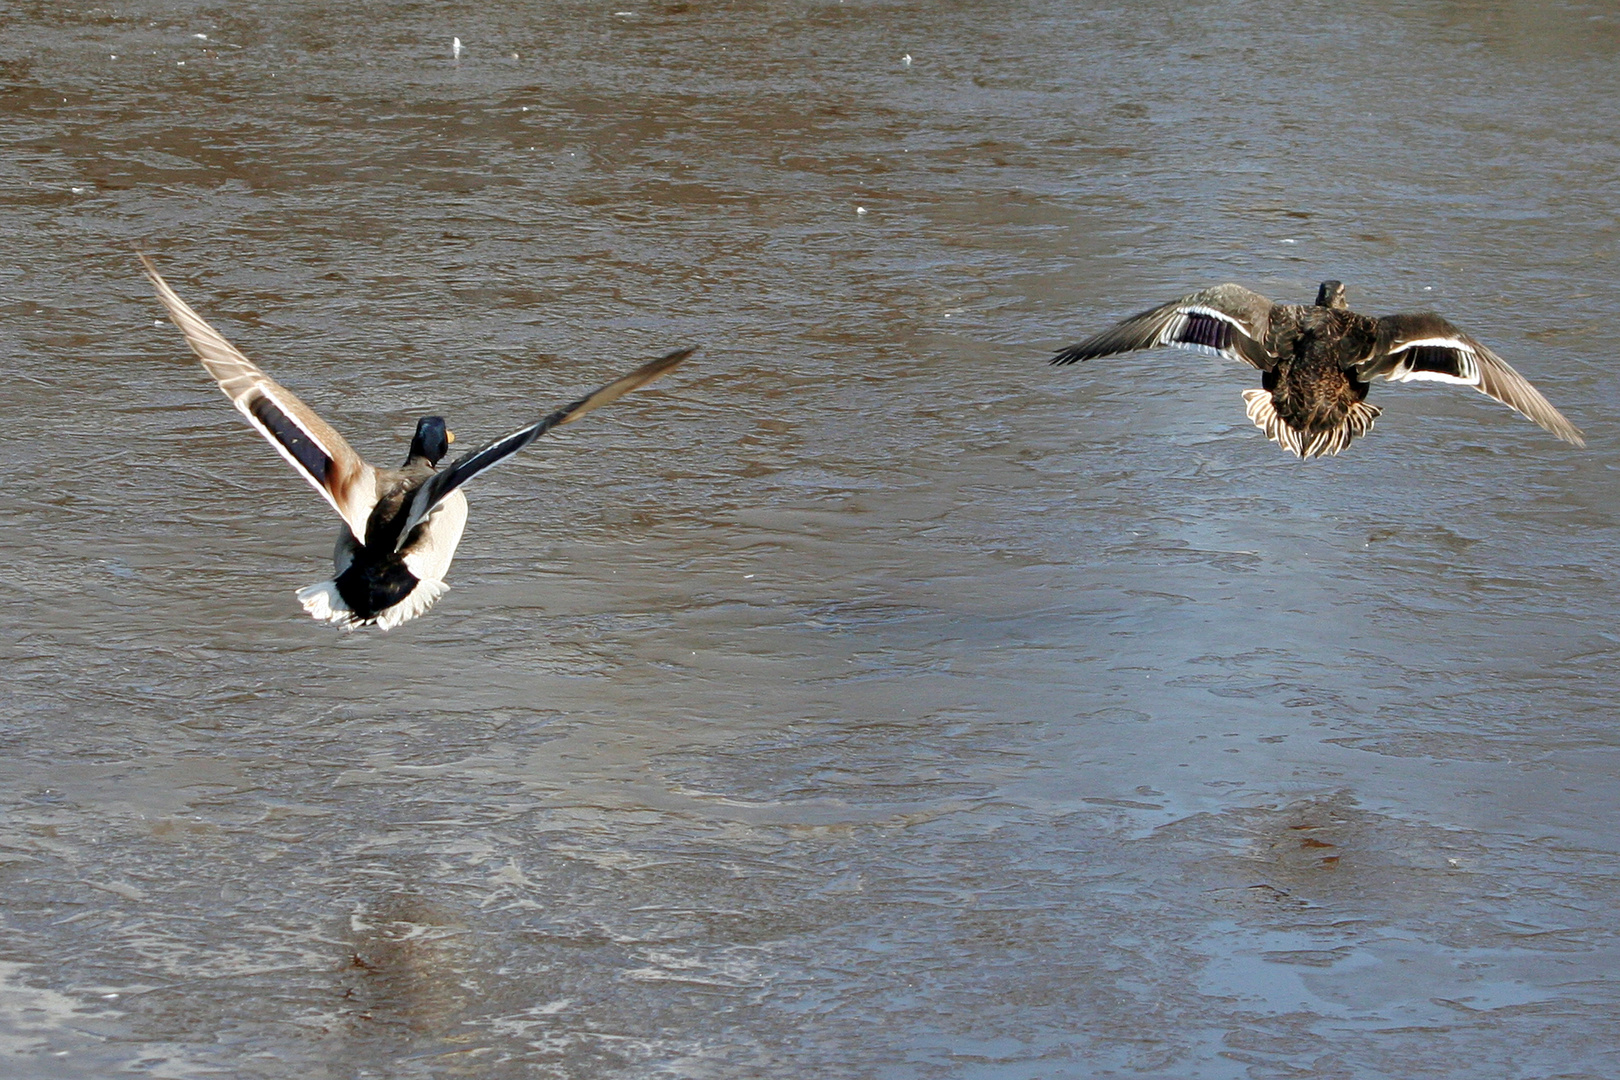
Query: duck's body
[[1053, 280, 1583, 457], [1243, 291, 1381, 457], [297, 452, 471, 631], [141, 254, 693, 629]]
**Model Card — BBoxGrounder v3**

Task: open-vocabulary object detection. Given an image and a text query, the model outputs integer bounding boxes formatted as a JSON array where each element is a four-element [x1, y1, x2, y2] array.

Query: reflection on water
[[341, 893, 474, 1041], [2, 0, 1620, 1076]]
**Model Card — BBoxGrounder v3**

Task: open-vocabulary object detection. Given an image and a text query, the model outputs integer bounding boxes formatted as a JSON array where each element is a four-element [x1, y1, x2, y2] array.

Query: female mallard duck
[[1052, 280, 1584, 457], [141, 255, 694, 630]]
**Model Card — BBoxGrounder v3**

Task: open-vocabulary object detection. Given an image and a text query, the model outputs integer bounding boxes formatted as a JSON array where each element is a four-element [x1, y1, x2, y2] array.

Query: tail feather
[[297, 580, 356, 627], [297, 577, 449, 631], [1242, 390, 1380, 459], [373, 578, 450, 630]]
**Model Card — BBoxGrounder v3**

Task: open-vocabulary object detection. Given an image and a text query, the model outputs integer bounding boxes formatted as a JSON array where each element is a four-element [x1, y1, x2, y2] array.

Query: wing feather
[[394, 346, 696, 550], [1358, 313, 1584, 446], [1051, 284, 1277, 370], [141, 255, 380, 540]]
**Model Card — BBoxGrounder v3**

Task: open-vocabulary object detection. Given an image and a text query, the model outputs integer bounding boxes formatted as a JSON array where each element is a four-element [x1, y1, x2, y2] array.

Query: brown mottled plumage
[[1052, 280, 1583, 457]]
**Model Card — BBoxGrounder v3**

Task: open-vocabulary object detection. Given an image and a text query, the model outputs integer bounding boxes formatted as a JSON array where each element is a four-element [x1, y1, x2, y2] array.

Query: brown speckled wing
[[1356, 313, 1584, 447], [1052, 284, 1277, 370]]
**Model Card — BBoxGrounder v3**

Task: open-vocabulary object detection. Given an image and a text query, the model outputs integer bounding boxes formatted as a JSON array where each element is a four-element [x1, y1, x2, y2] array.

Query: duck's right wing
[[1353, 312, 1584, 447], [1051, 284, 1277, 370], [141, 255, 380, 542], [394, 346, 697, 550]]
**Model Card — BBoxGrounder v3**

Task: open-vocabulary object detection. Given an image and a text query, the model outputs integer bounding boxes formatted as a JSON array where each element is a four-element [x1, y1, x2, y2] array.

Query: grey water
[[2, 0, 1619, 1076]]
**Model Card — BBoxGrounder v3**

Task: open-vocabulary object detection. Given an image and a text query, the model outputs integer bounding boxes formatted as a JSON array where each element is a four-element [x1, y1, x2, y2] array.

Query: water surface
[[3, 1, 1619, 1076]]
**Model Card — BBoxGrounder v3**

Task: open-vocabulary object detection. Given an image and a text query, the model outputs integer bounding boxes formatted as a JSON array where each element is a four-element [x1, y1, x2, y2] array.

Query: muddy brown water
[[2, 0, 1619, 1077]]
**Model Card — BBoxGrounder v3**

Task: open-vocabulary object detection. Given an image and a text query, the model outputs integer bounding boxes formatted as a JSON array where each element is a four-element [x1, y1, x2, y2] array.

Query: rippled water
[[3, 0, 1620, 1076]]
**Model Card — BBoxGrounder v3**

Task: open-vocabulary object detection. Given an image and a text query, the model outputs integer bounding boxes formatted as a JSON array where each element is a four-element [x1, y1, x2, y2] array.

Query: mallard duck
[[1052, 280, 1584, 457], [141, 255, 694, 629]]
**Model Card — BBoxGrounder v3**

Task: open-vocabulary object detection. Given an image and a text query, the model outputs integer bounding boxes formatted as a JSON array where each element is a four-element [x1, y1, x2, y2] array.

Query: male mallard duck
[[1052, 280, 1583, 457], [141, 255, 694, 629]]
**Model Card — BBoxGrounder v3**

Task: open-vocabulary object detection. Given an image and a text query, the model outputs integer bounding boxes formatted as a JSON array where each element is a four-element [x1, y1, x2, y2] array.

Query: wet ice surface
[[3, 0, 1620, 1076]]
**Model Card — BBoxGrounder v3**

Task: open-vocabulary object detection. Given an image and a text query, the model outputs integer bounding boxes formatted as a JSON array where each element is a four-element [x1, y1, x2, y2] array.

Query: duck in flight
[[1051, 280, 1583, 458], [141, 255, 694, 629]]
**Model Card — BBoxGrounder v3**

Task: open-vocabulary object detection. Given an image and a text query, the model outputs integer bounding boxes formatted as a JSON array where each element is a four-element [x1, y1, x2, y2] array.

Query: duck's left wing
[[141, 255, 382, 539], [1051, 284, 1277, 370], [1354, 313, 1584, 447], [393, 346, 696, 550]]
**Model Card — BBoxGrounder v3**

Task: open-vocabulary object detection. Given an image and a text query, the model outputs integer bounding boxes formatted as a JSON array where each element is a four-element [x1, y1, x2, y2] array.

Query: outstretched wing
[[141, 254, 380, 541], [1354, 313, 1584, 447], [1051, 284, 1277, 370], [393, 346, 697, 550]]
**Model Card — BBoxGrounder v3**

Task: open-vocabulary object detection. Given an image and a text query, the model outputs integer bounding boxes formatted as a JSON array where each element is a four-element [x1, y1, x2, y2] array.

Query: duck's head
[[407, 416, 455, 465], [1315, 280, 1348, 310]]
